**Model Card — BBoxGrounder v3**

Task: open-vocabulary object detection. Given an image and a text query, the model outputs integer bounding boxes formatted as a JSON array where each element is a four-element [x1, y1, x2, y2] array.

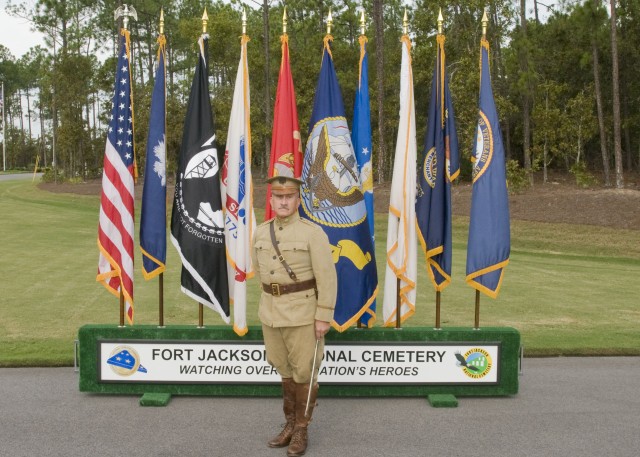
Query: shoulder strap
[[270, 220, 298, 281]]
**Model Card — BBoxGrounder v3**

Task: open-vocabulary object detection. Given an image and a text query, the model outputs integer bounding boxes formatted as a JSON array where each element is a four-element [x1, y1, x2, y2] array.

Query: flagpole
[[119, 290, 125, 327], [195, 8, 208, 332], [473, 10, 490, 332], [393, 9, 410, 331], [356, 8, 366, 331], [2, 81, 5, 172], [157, 8, 166, 329], [396, 277, 401, 329]]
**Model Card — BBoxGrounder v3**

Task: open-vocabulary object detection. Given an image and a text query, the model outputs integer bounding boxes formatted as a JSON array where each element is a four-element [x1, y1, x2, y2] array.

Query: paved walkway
[[1, 357, 638, 457]]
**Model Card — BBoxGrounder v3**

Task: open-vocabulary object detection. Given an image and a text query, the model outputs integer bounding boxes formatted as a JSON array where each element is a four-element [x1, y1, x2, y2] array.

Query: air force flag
[[300, 36, 378, 331]]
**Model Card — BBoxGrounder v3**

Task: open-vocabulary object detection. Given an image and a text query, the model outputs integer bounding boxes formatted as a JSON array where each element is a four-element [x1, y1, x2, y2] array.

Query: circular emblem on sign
[[301, 118, 366, 228], [108, 346, 141, 377], [422, 147, 437, 189], [472, 111, 493, 182], [457, 348, 492, 379]]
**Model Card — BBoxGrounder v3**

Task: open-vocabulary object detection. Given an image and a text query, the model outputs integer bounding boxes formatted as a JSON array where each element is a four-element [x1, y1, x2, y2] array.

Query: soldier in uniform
[[252, 175, 337, 457]]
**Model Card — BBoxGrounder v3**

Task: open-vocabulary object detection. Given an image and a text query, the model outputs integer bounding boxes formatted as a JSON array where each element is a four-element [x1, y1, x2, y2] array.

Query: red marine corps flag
[[97, 28, 135, 324], [265, 15, 302, 220]]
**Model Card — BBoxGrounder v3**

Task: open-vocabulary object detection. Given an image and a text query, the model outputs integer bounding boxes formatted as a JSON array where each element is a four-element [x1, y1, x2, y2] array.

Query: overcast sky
[[1, 1, 46, 59]]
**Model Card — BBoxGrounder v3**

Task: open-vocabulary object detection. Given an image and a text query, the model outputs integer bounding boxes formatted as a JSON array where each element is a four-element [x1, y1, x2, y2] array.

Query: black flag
[[170, 34, 229, 321]]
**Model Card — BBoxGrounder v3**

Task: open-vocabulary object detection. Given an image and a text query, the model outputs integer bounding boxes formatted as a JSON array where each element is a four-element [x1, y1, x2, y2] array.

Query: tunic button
[[279, 227, 283, 231], [272, 256, 276, 259], [270, 271, 274, 274]]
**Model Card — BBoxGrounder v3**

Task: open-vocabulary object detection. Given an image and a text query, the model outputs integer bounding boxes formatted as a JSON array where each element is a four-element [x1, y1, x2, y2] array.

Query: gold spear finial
[[202, 8, 208, 34], [360, 9, 366, 36], [327, 8, 333, 35], [403, 8, 408, 35], [482, 9, 489, 38], [283, 6, 287, 34], [438, 8, 443, 35], [159, 7, 164, 35], [242, 8, 247, 35]]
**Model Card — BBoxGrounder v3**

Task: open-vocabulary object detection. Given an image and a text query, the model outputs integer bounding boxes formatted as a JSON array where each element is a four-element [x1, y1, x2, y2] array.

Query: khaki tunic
[[251, 212, 337, 327]]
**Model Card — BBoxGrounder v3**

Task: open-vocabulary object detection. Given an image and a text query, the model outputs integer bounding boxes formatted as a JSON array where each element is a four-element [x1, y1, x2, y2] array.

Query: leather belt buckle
[[271, 283, 281, 297]]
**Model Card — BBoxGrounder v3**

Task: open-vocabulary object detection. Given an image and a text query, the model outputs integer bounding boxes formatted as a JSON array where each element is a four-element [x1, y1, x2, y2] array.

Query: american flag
[[97, 30, 135, 324]]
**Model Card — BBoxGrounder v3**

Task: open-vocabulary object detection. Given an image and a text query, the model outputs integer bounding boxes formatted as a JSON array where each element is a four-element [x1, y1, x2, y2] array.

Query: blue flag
[[416, 34, 459, 291], [466, 38, 510, 298], [300, 36, 378, 331], [140, 35, 167, 279], [351, 35, 376, 327]]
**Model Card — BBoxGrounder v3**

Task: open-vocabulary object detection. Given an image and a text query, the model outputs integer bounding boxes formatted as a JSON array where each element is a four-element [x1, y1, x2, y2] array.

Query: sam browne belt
[[262, 278, 317, 297]]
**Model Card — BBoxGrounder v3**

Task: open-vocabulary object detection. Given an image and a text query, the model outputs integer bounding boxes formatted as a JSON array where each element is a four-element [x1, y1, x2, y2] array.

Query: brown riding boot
[[287, 382, 319, 457], [267, 378, 297, 448]]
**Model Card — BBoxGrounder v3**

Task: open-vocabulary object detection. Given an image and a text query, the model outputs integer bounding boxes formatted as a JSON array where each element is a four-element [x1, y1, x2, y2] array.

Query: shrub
[[570, 162, 598, 188], [506, 160, 530, 193]]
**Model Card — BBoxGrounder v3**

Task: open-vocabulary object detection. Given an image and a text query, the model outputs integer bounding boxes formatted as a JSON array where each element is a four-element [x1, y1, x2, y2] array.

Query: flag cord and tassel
[[474, 290, 481, 329]]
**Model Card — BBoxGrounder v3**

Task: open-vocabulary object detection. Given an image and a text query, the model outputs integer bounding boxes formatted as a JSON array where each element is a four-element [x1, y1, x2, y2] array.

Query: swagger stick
[[305, 339, 320, 417]]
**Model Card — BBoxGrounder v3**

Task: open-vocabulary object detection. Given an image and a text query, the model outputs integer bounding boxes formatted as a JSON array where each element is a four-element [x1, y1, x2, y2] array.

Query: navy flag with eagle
[[300, 36, 378, 332], [170, 34, 230, 321], [416, 33, 460, 291], [465, 37, 510, 298]]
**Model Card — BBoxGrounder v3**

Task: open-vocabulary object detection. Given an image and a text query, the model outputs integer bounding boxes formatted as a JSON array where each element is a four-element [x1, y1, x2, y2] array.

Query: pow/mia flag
[[170, 34, 230, 322]]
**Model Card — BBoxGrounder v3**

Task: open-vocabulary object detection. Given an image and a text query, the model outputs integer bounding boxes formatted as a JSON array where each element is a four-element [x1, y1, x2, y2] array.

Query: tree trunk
[[519, 0, 533, 185], [592, 29, 610, 186], [39, 104, 46, 167], [25, 88, 32, 141], [373, 0, 385, 183], [610, 0, 624, 188]]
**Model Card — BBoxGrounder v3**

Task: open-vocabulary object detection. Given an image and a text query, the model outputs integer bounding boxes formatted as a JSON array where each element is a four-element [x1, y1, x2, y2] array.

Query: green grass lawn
[[1, 179, 638, 366]]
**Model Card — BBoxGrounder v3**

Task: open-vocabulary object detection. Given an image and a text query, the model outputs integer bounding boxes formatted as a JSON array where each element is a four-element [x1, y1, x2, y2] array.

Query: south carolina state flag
[[300, 36, 378, 332], [140, 34, 167, 280], [221, 34, 255, 336], [416, 33, 459, 291], [383, 35, 418, 327], [465, 38, 510, 298]]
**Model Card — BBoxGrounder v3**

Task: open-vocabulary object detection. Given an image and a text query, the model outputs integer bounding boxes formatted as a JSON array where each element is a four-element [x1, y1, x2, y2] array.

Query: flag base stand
[[139, 392, 172, 407], [79, 324, 520, 406], [427, 394, 458, 408]]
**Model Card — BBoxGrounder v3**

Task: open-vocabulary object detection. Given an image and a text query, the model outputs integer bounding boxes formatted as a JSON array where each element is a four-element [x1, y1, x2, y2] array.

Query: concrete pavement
[[1, 357, 638, 457]]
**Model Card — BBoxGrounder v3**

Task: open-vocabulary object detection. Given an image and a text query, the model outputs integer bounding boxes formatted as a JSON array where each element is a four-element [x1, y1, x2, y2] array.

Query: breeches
[[262, 323, 324, 384]]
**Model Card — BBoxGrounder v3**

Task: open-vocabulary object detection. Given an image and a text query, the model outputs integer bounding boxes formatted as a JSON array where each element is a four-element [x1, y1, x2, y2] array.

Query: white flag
[[383, 36, 418, 326], [221, 35, 255, 336]]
